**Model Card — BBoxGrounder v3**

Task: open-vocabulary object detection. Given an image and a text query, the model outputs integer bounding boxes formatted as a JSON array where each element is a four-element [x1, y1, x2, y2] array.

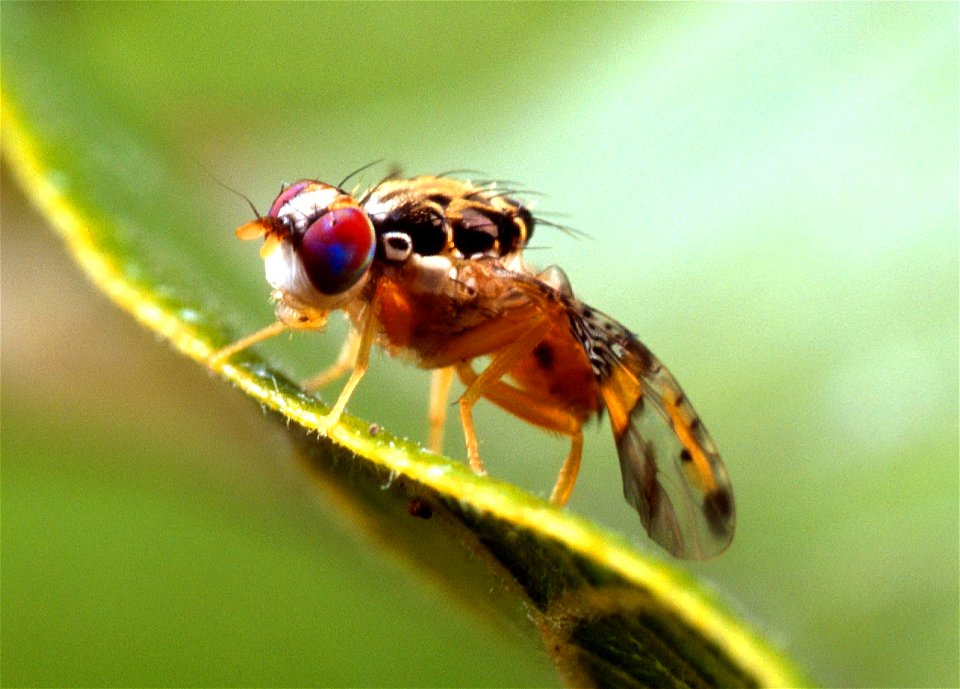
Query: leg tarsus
[[549, 431, 584, 506], [459, 396, 487, 475], [207, 320, 288, 368]]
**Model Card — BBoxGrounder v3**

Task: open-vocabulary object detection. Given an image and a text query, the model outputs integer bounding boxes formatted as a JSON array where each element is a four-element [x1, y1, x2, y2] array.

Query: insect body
[[210, 174, 734, 558]]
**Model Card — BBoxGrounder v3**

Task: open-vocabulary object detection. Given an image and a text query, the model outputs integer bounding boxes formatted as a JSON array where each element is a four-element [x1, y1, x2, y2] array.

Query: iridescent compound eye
[[298, 205, 376, 295]]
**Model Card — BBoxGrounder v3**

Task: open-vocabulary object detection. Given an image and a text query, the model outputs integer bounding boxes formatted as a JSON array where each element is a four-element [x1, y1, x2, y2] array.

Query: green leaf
[[2, 70, 805, 689]]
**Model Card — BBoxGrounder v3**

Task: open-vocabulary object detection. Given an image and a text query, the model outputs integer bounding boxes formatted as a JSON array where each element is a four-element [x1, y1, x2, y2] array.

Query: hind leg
[[427, 367, 455, 453], [457, 363, 585, 505]]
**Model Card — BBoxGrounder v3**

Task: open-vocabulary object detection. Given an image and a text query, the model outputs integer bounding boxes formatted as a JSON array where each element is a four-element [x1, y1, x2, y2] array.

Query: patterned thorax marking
[[363, 176, 534, 263]]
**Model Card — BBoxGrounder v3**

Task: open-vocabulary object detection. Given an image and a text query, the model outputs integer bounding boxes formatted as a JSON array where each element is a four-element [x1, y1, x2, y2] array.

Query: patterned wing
[[569, 305, 735, 559]]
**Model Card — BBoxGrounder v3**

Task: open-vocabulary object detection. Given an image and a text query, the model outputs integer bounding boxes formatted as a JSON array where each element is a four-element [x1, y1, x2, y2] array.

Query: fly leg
[[457, 363, 585, 506], [207, 320, 289, 368], [456, 317, 552, 475], [318, 298, 380, 433], [427, 367, 455, 453], [303, 327, 360, 392]]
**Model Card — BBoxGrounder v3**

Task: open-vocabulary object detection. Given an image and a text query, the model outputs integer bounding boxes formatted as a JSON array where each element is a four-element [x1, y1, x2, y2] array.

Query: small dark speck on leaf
[[408, 497, 433, 519]]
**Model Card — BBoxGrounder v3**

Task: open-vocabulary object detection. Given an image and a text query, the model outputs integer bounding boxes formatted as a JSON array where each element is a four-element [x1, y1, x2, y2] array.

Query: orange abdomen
[[507, 324, 601, 421]]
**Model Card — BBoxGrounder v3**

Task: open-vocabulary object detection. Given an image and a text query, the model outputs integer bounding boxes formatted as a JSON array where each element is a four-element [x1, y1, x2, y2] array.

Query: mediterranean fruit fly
[[209, 174, 735, 558]]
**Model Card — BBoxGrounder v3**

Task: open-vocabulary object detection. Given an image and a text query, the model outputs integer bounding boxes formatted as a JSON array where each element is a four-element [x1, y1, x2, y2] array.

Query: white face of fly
[[263, 239, 311, 297]]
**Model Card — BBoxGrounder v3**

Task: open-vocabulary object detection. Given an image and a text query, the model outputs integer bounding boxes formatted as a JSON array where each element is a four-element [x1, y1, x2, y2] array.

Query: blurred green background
[[2, 3, 957, 687]]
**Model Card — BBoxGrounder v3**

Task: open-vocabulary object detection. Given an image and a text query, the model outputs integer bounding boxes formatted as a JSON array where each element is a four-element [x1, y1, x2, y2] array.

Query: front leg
[[303, 327, 360, 392], [319, 298, 380, 432], [207, 320, 289, 368]]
